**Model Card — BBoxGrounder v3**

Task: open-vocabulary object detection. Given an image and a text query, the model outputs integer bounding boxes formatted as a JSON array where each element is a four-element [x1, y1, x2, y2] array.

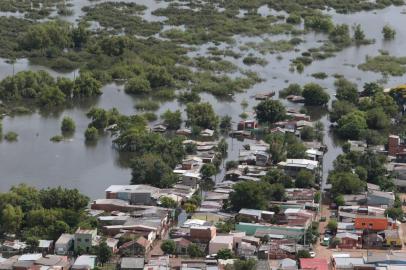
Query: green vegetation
[[230, 181, 285, 211], [242, 38, 299, 54], [4, 131, 18, 142], [188, 243, 204, 258], [0, 184, 91, 239], [243, 55, 268, 66], [50, 135, 64, 142], [186, 102, 219, 130], [84, 127, 98, 142], [302, 83, 330, 106], [161, 240, 176, 255], [61, 117, 76, 134], [358, 54, 406, 76], [279, 83, 302, 98], [161, 110, 182, 130], [255, 100, 286, 126], [160, 197, 177, 208], [382, 24, 396, 40], [134, 100, 160, 111], [311, 72, 328, 79], [217, 249, 233, 259]]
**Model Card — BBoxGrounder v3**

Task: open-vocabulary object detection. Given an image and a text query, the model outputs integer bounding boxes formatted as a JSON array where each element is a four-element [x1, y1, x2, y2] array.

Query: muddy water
[[0, 3, 405, 197]]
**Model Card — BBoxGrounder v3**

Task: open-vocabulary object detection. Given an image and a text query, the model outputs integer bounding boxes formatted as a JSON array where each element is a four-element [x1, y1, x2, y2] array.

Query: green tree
[[188, 243, 204, 258], [302, 83, 330, 106], [160, 197, 177, 208], [61, 116, 76, 134], [366, 108, 390, 130], [96, 241, 112, 265], [286, 13, 301, 24], [300, 126, 315, 141], [329, 24, 351, 46], [353, 24, 365, 42], [296, 250, 311, 259], [382, 24, 396, 40], [337, 111, 367, 139], [327, 219, 338, 231], [73, 73, 102, 98], [124, 76, 151, 94], [220, 115, 232, 130], [385, 207, 403, 220], [334, 195, 345, 206], [161, 240, 176, 255], [255, 99, 286, 125], [230, 181, 271, 211], [130, 154, 177, 188], [1, 204, 23, 234], [233, 259, 257, 270], [262, 169, 293, 188], [217, 249, 233, 259], [295, 170, 315, 188], [200, 164, 217, 179], [84, 127, 98, 142], [329, 172, 365, 195], [335, 78, 358, 104], [330, 100, 356, 123], [186, 102, 219, 130], [161, 110, 182, 130], [279, 83, 302, 98]]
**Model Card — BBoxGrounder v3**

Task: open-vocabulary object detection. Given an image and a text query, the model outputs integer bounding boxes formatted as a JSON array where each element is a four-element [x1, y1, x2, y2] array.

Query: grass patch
[[311, 72, 328, 79], [4, 131, 18, 142], [358, 54, 406, 76], [50, 135, 64, 142], [134, 100, 160, 111], [243, 55, 268, 66]]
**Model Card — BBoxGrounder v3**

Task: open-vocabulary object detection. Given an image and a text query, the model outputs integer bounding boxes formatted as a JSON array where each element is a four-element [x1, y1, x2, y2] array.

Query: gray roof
[[334, 257, 364, 267], [120, 257, 144, 269]]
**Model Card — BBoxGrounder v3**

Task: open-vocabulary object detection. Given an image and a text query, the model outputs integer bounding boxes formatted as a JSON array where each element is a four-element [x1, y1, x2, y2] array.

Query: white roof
[[182, 219, 208, 228], [278, 159, 318, 170], [334, 257, 364, 267], [73, 255, 97, 268], [19, 254, 42, 261], [210, 235, 234, 244], [38, 240, 53, 248], [183, 172, 201, 178]]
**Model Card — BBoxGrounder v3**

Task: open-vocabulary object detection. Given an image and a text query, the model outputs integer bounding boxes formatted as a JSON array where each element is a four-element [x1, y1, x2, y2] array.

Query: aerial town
[[1, 1, 406, 270]]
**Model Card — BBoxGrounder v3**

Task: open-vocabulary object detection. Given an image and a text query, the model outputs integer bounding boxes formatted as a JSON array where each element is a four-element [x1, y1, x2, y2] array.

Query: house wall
[[209, 242, 232, 255], [55, 240, 72, 255], [338, 237, 358, 249], [354, 217, 388, 231]]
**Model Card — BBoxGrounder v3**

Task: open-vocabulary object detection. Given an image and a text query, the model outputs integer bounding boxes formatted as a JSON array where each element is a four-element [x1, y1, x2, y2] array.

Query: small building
[[277, 159, 319, 176], [237, 120, 258, 131], [238, 209, 274, 222], [38, 240, 53, 253], [200, 129, 214, 137], [383, 230, 402, 247], [300, 258, 328, 270], [176, 128, 192, 136], [335, 232, 360, 249], [190, 226, 216, 242], [333, 257, 365, 270], [119, 236, 150, 256], [74, 228, 97, 253], [354, 216, 394, 231], [152, 124, 167, 133], [209, 235, 234, 254], [367, 190, 395, 207], [72, 255, 97, 270], [120, 257, 144, 270], [278, 258, 298, 270], [181, 172, 201, 188], [173, 238, 192, 255]]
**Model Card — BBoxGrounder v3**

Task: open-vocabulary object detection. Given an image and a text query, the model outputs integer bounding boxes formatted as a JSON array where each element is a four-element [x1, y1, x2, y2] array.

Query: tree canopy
[[255, 99, 286, 125], [302, 83, 330, 106]]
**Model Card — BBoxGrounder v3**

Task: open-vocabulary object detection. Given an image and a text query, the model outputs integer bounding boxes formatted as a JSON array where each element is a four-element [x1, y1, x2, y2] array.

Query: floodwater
[[0, 2, 406, 198]]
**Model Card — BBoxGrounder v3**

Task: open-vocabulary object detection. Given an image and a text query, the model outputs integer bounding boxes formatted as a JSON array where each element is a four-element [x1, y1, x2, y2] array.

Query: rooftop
[[120, 257, 144, 269]]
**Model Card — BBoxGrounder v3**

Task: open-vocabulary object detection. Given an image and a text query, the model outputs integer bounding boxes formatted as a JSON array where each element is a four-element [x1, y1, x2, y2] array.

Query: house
[[209, 235, 234, 254], [367, 190, 395, 207], [200, 129, 214, 137], [383, 230, 402, 247], [237, 120, 258, 130], [388, 135, 406, 157], [38, 240, 53, 253], [333, 256, 365, 270], [71, 255, 97, 270], [277, 159, 318, 176], [190, 226, 216, 242], [74, 228, 97, 253], [119, 236, 150, 256], [278, 258, 298, 270], [174, 238, 192, 255], [238, 209, 274, 222], [335, 232, 360, 249], [105, 185, 161, 205], [181, 172, 201, 188], [106, 238, 119, 253], [176, 128, 192, 136], [152, 124, 167, 133], [300, 258, 328, 270], [354, 216, 396, 231], [0, 240, 27, 253], [35, 254, 70, 270], [120, 257, 144, 270]]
